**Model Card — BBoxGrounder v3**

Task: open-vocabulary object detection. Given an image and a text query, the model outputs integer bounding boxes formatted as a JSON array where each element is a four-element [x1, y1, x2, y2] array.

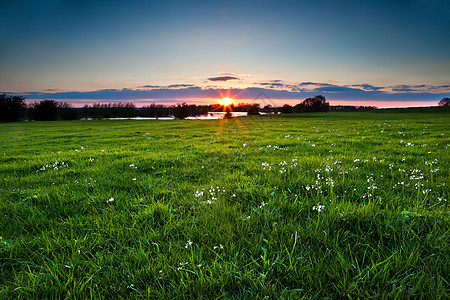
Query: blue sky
[[1, 0, 449, 107]]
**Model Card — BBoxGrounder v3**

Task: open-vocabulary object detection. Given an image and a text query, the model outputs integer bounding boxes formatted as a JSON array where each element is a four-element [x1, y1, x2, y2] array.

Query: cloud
[[139, 85, 161, 88], [19, 81, 449, 107], [258, 82, 285, 87], [298, 82, 334, 87], [253, 80, 288, 90], [314, 85, 360, 93], [391, 84, 426, 92], [167, 84, 196, 89], [255, 81, 363, 93], [390, 84, 450, 93], [352, 84, 384, 91], [139, 84, 196, 89], [217, 72, 263, 78], [42, 88, 65, 92], [207, 76, 240, 81], [255, 80, 450, 96]]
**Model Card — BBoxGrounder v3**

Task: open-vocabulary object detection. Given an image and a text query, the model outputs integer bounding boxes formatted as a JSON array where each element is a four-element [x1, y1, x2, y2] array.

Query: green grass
[[1, 110, 449, 299]]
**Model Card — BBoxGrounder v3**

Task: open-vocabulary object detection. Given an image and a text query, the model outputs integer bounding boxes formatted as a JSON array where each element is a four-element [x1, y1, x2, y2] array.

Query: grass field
[[1, 109, 449, 298]]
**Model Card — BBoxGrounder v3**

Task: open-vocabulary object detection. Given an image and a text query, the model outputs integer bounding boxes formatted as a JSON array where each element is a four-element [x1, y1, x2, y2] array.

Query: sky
[[1, 0, 449, 108]]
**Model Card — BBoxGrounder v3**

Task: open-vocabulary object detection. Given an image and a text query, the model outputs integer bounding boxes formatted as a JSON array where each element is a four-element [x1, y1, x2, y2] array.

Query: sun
[[219, 97, 234, 106]]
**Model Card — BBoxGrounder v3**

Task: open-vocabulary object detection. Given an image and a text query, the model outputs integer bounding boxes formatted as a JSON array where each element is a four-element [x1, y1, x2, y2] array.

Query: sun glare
[[219, 97, 233, 106]]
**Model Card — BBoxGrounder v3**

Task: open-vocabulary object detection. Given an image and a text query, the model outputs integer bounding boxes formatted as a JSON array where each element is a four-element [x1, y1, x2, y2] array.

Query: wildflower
[[312, 203, 325, 212], [185, 240, 193, 248], [132, 178, 137, 181], [107, 197, 114, 202], [202, 200, 213, 204]]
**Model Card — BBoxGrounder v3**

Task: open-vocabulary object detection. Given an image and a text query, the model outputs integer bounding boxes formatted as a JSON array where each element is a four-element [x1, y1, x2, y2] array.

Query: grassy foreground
[[0, 110, 449, 298]]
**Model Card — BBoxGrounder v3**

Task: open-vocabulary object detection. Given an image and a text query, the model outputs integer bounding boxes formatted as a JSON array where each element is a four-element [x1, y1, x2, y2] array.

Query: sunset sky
[[1, 0, 449, 108]]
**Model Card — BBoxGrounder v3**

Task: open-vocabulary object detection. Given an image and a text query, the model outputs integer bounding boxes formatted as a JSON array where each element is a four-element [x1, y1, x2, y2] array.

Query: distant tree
[[281, 104, 293, 114], [31, 100, 60, 121], [298, 95, 329, 113], [89, 103, 104, 119], [0, 94, 27, 122], [438, 97, 449, 106], [173, 103, 191, 119], [59, 102, 80, 120], [82, 104, 91, 119], [293, 102, 305, 113], [330, 105, 376, 111], [120, 102, 136, 117], [141, 103, 172, 118], [195, 104, 214, 116], [233, 103, 260, 113], [247, 104, 260, 115], [262, 104, 272, 114]]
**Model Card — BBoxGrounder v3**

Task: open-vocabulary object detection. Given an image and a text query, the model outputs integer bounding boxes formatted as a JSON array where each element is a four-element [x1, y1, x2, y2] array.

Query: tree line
[[0, 94, 407, 122], [0, 94, 332, 122]]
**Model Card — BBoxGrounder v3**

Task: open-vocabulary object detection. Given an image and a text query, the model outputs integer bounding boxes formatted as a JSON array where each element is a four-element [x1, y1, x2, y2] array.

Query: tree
[[0, 94, 27, 122], [247, 104, 260, 115], [438, 97, 449, 106], [31, 100, 60, 121], [141, 103, 172, 118], [173, 103, 191, 119], [59, 102, 80, 120], [298, 95, 329, 113], [281, 104, 293, 114], [293, 102, 305, 113]]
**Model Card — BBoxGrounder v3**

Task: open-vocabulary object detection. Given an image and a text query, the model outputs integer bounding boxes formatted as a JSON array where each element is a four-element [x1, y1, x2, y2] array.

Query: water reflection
[[187, 112, 248, 120], [96, 111, 250, 120]]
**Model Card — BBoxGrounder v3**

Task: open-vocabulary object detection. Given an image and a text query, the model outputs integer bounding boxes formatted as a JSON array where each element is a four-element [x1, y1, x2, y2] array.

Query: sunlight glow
[[219, 97, 234, 106]]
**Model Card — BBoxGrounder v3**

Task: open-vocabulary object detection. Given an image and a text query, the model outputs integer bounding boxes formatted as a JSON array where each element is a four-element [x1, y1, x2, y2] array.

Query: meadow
[[0, 109, 448, 299]]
